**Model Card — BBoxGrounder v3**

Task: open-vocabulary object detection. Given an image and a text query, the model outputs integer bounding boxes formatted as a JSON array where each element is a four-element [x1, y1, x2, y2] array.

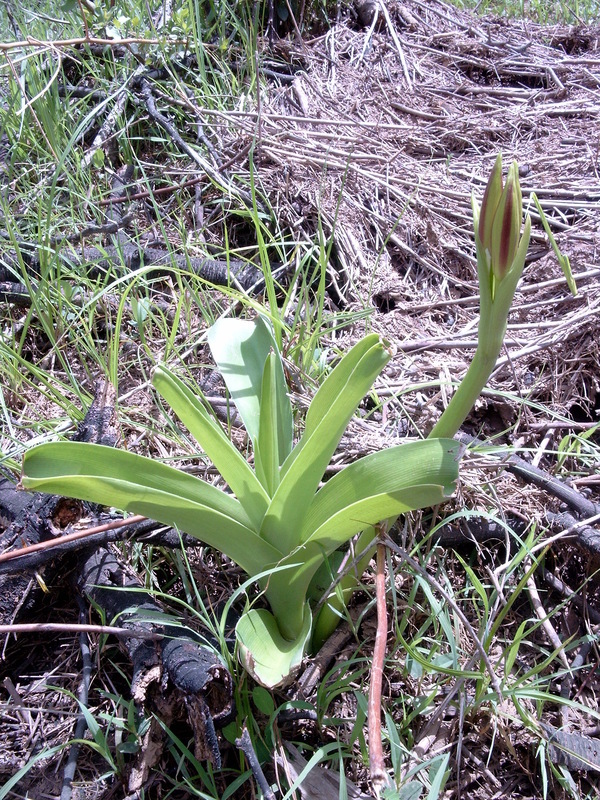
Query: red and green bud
[[477, 154, 503, 253], [476, 156, 526, 282]]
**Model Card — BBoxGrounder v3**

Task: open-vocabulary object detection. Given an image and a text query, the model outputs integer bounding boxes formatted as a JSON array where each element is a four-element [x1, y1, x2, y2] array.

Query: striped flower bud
[[476, 156, 526, 282]]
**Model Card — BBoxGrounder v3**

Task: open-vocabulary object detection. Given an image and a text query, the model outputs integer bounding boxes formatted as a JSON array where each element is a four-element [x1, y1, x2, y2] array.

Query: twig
[[60, 598, 93, 800], [378, 0, 413, 91], [0, 623, 163, 640], [526, 563, 570, 669], [368, 525, 391, 795], [0, 35, 164, 52], [0, 514, 148, 564], [295, 606, 362, 698], [235, 725, 276, 800]]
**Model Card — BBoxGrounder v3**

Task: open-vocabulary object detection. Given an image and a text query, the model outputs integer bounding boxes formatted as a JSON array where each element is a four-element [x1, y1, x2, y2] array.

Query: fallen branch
[[0, 241, 268, 292]]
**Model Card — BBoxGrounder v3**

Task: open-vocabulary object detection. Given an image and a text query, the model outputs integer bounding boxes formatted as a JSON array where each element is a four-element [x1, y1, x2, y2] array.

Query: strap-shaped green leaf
[[263, 440, 460, 641], [255, 352, 281, 496], [300, 439, 459, 543], [267, 484, 452, 640], [259, 336, 391, 552], [207, 317, 293, 460], [153, 365, 269, 527], [280, 334, 387, 478], [22, 442, 283, 576]]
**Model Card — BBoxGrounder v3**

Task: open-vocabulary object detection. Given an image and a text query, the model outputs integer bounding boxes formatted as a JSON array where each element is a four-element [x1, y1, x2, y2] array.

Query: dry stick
[[378, 0, 413, 91], [59, 598, 93, 800], [0, 514, 147, 563], [368, 526, 391, 795], [526, 563, 570, 670], [0, 623, 163, 640], [140, 79, 254, 207], [0, 35, 163, 52], [76, 0, 90, 40], [235, 725, 276, 800]]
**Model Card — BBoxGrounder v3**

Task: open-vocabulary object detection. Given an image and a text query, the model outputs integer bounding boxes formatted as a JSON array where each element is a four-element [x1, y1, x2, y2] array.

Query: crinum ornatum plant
[[23, 156, 566, 688]]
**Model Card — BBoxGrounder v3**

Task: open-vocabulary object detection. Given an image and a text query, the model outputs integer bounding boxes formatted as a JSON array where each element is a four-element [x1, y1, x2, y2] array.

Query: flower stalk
[[312, 156, 533, 650], [429, 155, 531, 440]]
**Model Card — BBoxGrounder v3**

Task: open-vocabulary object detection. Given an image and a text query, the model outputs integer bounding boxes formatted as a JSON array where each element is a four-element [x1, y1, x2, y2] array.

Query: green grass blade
[[532, 194, 577, 296], [207, 316, 293, 457], [21, 442, 282, 576], [152, 365, 269, 527]]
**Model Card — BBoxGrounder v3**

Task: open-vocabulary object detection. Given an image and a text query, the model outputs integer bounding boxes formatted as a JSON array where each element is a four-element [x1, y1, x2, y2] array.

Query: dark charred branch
[[456, 431, 600, 554], [0, 514, 199, 576], [0, 377, 234, 775], [0, 489, 87, 625], [79, 546, 233, 768], [0, 379, 119, 624], [0, 241, 270, 292]]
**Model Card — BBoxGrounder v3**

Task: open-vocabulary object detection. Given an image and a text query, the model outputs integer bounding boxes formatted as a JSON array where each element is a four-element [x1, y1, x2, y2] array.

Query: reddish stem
[[368, 531, 389, 793]]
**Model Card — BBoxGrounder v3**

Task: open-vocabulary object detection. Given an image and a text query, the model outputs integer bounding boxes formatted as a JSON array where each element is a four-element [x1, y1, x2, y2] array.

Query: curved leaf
[[255, 352, 282, 496], [153, 365, 269, 527], [21, 442, 282, 576], [264, 440, 460, 641], [236, 604, 312, 689], [207, 317, 293, 459], [260, 336, 392, 552], [301, 439, 459, 543]]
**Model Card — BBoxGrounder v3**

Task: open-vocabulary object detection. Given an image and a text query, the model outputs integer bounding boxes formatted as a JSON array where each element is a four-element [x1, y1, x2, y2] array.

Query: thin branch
[[60, 598, 93, 800], [236, 725, 276, 800], [0, 514, 148, 564], [0, 36, 165, 52], [0, 623, 163, 640], [368, 525, 391, 795]]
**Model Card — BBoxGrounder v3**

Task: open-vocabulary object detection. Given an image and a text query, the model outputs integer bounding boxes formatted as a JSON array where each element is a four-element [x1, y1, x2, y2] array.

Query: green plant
[[311, 155, 541, 646], [19, 155, 552, 689], [21, 320, 459, 687]]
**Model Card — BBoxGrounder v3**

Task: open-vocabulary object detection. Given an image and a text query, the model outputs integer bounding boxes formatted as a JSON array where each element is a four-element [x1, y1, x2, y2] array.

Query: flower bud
[[477, 156, 525, 283], [477, 154, 502, 255], [490, 163, 522, 279]]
